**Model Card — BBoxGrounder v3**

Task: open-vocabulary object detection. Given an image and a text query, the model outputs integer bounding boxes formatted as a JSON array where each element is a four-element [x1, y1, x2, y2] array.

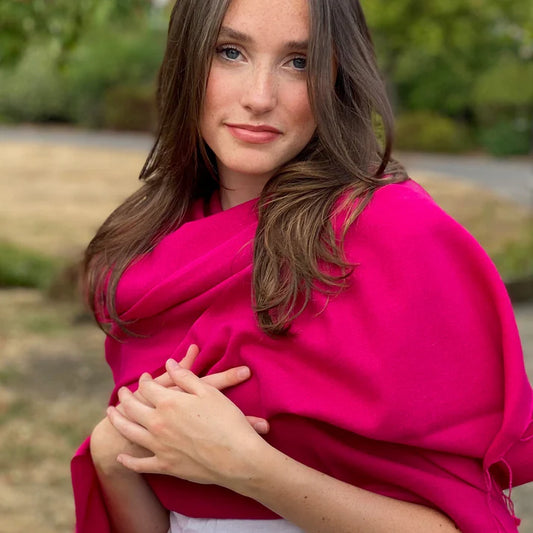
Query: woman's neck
[[218, 168, 273, 210], [219, 186, 262, 210]]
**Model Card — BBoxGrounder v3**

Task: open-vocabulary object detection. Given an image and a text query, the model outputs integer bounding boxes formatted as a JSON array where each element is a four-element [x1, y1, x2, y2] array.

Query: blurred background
[[1, 0, 532, 153], [0, 0, 532, 531]]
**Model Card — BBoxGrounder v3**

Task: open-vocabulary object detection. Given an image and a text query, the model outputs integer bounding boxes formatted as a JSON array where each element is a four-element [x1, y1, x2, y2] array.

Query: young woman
[[72, 0, 533, 532]]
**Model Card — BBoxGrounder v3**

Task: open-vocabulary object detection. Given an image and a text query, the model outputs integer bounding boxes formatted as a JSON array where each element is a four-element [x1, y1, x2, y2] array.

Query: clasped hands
[[92, 344, 270, 491]]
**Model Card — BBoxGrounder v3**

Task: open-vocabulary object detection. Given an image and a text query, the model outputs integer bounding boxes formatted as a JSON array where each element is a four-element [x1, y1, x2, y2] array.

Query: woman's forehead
[[220, 0, 310, 44]]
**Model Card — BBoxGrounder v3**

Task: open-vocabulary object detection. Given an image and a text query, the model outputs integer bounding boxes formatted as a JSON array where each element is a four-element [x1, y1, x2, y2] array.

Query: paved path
[[0, 124, 153, 152], [400, 151, 533, 207]]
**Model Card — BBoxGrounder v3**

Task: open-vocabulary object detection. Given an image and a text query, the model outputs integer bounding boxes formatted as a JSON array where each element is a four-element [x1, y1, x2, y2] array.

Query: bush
[[64, 24, 165, 128], [395, 111, 472, 153], [0, 242, 58, 289], [0, 44, 71, 123], [47, 260, 82, 301], [492, 229, 533, 279], [474, 59, 533, 113], [473, 57, 533, 156], [479, 119, 532, 157], [103, 84, 157, 131], [0, 14, 166, 128]]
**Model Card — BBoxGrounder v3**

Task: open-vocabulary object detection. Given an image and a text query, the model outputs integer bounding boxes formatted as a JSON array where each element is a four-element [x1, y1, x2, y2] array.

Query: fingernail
[[139, 372, 151, 382], [167, 358, 179, 369], [255, 421, 269, 434], [237, 367, 251, 379]]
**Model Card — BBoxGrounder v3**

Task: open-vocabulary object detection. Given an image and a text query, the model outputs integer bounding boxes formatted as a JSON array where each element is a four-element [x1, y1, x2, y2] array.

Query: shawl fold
[[72, 181, 533, 532]]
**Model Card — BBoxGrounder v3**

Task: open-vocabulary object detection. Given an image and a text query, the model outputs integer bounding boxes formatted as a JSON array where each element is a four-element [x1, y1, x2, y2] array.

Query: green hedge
[[493, 230, 533, 279], [63, 24, 165, 128], [0, 44, 72, 123], [473, 58, 533, 157], [474, 59, 533, 112], [395, 111, 472, 153], [103, 84, 157, 131], [0, 242, 58, 289], [479, 120, 532, 157], [0, 18, 165, 129]]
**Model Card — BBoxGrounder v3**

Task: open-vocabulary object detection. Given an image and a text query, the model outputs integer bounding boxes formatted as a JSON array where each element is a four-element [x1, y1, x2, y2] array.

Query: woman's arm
[[229, 442, 460, 533], [91, 345, 270, 533], [91, 417, 169, 533], [108, 360, 460, 533]]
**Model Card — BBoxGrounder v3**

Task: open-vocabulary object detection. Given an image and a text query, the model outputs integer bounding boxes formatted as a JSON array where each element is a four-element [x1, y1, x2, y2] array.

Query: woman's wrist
[[222, 436, 287, 499]]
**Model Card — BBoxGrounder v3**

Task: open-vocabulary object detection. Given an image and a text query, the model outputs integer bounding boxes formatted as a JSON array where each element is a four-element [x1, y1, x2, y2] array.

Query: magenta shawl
[[72, 180, 533, 532]]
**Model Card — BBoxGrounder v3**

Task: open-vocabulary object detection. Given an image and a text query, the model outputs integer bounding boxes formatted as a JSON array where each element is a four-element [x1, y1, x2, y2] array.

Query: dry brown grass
[[0, 290, 110, 533], [0, 143, 144, 257]]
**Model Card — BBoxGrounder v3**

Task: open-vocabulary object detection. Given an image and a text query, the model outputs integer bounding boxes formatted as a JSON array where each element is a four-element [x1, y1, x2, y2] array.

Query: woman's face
[[200, 0, 316, 201]]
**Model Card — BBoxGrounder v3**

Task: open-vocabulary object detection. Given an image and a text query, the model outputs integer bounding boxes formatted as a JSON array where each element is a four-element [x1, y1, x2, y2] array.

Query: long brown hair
[[83, 0, 406, 336]]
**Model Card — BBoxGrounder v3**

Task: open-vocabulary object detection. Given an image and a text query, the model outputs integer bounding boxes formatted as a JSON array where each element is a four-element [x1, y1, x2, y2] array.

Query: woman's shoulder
[[342, 179, 481, 255], [356, 179, 455, 232], [336, 178, 506, 292]]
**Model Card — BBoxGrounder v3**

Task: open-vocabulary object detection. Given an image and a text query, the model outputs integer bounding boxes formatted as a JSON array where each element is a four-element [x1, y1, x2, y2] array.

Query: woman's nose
[[240, 66, 278, 114]]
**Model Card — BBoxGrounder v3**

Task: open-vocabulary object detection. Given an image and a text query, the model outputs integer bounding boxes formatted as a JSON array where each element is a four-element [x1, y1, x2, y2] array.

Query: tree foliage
[[0, 0, 154, 67], [362, 0, 533, 115]]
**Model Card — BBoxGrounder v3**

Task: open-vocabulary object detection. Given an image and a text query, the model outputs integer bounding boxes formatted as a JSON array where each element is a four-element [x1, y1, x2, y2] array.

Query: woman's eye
[[218, 47, 242, 61], [291, 57, 307, 71]]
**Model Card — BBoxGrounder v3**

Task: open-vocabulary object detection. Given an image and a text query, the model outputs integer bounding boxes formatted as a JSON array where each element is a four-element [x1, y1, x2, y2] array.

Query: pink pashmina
[[72, 180, 533, 532]]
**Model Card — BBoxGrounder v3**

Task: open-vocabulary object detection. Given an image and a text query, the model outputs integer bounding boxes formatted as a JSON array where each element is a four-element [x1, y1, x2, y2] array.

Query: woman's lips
[[226, 124, 282, 144]]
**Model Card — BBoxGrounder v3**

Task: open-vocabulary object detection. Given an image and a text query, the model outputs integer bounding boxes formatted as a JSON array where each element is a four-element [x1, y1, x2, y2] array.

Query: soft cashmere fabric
[[72, 180, 533, 532]]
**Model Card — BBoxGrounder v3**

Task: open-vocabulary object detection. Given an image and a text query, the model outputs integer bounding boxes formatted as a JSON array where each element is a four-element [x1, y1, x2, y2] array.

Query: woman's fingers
[[203, 366, 251, 389], [146, 345, 252, 393], [132, 373, 158, 406], [153, 371, 173, 388], [161, 363, 269, 434], [107, 405, 154, 451], [116, 453, 162, 475], [118, 385, 159, 428], [179, 344, 200, 369], [153, 365, 252, 392], [164, 359, 207, 395], [147, 344, 200, 390], [245, 416, 270, 435]]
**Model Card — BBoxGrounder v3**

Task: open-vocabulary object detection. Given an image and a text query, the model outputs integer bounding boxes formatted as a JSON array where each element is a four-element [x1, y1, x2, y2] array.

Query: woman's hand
[[107, 358, 268, 489], [128, 344, 269, 434], [91, 344, 269, 475]]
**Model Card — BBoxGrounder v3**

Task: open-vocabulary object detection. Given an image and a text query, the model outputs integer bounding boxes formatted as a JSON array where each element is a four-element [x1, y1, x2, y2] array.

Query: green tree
[[0, 0, 154, 67], [362, 0, 533, 115]]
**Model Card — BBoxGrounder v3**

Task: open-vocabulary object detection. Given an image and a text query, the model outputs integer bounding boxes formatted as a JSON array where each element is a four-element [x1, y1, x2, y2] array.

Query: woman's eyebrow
[[286, 39, 308, 50], [218, 26, 308, 50], [218, 26, 251, 43]]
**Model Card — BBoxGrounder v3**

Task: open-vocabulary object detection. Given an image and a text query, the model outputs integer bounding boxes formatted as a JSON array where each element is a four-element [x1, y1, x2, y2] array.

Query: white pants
[[169, 511, 305, 533]]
